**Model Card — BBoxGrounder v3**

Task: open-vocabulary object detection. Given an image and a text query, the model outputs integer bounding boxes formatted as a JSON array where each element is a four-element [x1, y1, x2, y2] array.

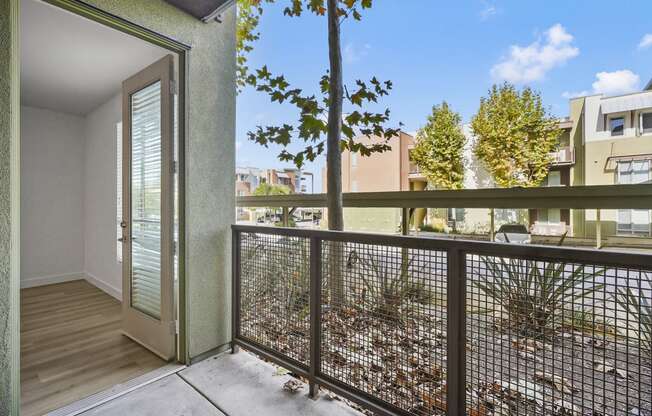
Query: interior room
[[20, 0, 178, 414]]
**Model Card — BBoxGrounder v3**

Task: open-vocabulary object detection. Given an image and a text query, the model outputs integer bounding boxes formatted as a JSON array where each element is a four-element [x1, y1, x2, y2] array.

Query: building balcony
[[228, 185, 652, 416], [60, 187, 652, 416], [549, 146, 575, 166], [408, 163, 427, 180]]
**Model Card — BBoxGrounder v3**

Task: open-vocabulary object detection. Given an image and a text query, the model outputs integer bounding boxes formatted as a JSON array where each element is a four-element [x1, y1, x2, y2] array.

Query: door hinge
[[170, 80, 178, 95], [172, 160, 178, 174], [173, 240, 178, 255]]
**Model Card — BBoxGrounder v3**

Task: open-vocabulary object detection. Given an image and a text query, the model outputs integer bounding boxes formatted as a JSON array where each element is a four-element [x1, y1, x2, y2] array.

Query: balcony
[[549, 146, 575, 166], [232, 223, 652, 416], [65, 186, 652, 416], [231, 185, 652, 416], [408, 162, 427, 180]]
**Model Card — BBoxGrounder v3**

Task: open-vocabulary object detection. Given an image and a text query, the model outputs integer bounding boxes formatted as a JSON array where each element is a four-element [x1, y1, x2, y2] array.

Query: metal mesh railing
[[237, 231, 311, 366], [466, 254, 652, 416], [321, 241, 448, 415], [232, 225, 652, 416]]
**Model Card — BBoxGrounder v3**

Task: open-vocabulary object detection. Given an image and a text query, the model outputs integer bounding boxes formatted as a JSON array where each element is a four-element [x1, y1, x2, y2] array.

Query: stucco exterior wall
[[1, 0, 20, 413], [1, 3, 236, 404], [76, 0, 237, 360]]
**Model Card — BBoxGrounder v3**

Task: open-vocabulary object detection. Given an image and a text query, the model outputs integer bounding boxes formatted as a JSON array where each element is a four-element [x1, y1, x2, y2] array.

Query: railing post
[[489, 208, 495, 241], [231, 228, 241, 354], [309, 236, 322, 399], [596, 208, 602, 249], [283, 207, 290, 227], [401, 207, 410, 236], [447, 248, 466, 415]]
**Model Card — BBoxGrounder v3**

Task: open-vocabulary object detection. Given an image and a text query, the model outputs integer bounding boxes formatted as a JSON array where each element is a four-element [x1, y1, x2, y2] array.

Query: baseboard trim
[[84, 272, 122, 300], [20, 272, 85, 289]]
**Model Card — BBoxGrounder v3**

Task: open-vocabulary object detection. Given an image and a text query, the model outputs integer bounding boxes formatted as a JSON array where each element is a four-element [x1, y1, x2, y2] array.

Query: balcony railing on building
[[234, 185, 652, 416], [549, 146, 575, 166]]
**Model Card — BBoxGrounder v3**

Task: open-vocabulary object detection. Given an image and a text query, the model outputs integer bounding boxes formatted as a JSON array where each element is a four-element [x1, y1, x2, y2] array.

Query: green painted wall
[[1, 0, 20, 413], [0, 1, 236, 410]]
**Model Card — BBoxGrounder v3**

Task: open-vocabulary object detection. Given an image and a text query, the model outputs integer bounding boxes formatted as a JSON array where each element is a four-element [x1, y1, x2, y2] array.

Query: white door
[[121, 55, 175, 360]]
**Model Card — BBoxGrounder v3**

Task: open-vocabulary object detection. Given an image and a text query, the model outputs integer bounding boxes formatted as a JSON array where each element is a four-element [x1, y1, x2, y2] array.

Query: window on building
[[541, 170, 561, 187], [351, 152, 358, 168], [642, 112, 652, 134], [116, 122, 123, 262], [537, 208, 561, 224], [610, 116, 625, 136], [351, 180, 358, 192], [617, 160, 651, 235]]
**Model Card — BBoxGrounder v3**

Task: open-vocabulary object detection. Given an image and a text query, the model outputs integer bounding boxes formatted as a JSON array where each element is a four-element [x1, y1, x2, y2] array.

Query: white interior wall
[[83, 94, 122, 298], [20, 106, 85, 287], [20, 94, 123, 299]]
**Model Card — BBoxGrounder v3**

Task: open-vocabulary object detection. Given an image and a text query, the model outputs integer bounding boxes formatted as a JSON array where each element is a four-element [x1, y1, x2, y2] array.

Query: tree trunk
[[326, 0, 344, 232], [326, 0, 344, 305]]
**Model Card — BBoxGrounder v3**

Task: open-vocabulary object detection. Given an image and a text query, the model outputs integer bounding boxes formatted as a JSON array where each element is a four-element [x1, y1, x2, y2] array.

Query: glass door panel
[[130, 81, 162, 319]]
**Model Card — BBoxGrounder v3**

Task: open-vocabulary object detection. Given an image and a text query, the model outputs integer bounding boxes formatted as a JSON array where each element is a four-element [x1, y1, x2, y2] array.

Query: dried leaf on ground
[[283, 379, 303, 393], [553, 399, 581, 415], [593, 361, 628, 379], [492, 379, 544, 405], [512, 338, 551, 353], [534, 371, 578, 394]]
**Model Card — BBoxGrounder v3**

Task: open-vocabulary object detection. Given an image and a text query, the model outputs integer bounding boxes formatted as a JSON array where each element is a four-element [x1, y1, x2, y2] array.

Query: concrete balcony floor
[[77, 351, 363, 416]]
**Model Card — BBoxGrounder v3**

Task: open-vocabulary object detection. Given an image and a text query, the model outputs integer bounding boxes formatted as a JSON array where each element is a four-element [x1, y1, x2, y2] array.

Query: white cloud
[[343, 42, 371, 64], [491, 23, 579, 84], [236, 141, 243, 151], [562, 69, 641, 99], [479, 1, 497, 20], [638, 34, 652, 50], [561, 90, 589, 99], [592, 70, 640, 95]]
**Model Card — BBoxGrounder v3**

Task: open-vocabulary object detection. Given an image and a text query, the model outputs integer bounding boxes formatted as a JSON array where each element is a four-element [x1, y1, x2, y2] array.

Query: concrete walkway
[[79, 352, 362, 416]]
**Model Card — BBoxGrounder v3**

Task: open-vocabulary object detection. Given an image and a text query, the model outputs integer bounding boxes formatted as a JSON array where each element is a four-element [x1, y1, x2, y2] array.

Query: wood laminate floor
[[21, 280, 166, 416]]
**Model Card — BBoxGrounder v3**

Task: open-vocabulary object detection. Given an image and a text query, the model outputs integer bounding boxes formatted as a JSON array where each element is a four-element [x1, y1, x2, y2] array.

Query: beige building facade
[[332, 80, 652, 239]]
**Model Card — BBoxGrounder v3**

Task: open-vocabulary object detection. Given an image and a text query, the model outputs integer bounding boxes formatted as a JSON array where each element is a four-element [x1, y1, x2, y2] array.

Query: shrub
[[419, 223, 446, 233], [562, 309, 616, 337], [473, 257, 604, 338], [615, 273, 652, 356], [353, 251, 433, 321]]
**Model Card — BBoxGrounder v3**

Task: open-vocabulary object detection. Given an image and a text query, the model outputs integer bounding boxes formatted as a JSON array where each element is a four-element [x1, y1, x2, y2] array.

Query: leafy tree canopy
[[236, 0, 400, 169], [411, 102, 466, 190], [471, 83, 561, 188], [252, 182, 291, 196]]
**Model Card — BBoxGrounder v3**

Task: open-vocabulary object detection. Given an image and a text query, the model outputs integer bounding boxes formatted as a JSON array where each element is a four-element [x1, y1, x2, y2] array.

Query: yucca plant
[[562, 308, 617, 337], [267, 238, 311, 316], [354, 251, 432, 321], [615, 273, 652, 356], [473, 257, 604, 338]]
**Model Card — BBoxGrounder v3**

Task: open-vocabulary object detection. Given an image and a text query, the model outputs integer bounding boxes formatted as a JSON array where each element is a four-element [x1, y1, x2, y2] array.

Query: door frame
[[9, 0, 191, 408], [41, 0, 191, 365]]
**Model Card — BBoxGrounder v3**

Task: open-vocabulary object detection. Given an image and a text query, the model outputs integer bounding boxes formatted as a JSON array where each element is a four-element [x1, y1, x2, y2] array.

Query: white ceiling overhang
[[601, 92, 652, 114]]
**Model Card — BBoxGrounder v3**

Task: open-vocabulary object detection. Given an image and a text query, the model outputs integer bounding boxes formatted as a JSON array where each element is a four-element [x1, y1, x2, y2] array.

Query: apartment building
[[323, 131, 421, 232], [570, 80, 652, 238], [460, 80, 652, 239], [332, 79, 652, 239]]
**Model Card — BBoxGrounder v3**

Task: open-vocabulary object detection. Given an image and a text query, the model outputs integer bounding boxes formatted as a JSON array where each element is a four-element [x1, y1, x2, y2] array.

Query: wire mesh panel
[[238, 231, 311, 366], [320, 239, 449, 415], [466, 253, 652, 416]]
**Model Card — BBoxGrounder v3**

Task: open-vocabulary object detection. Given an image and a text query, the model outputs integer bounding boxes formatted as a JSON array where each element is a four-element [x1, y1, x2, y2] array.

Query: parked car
[[494, 224, 531, 244]]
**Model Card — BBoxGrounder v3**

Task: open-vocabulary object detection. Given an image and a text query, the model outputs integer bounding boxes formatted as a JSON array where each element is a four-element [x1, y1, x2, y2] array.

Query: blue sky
[[237, 0, 652, 192]]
